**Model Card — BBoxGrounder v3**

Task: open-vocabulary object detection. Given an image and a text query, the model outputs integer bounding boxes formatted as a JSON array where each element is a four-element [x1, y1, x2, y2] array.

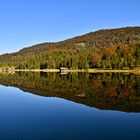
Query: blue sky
[[0, 0, 140, 54]]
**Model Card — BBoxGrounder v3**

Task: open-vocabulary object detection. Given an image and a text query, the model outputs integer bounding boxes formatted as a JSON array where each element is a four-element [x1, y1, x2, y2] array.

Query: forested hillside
[[0, 27, 140, 69]]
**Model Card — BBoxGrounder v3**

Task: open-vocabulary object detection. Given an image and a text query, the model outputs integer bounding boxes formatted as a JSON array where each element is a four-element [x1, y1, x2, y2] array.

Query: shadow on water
[[0, 71, 140, 112]]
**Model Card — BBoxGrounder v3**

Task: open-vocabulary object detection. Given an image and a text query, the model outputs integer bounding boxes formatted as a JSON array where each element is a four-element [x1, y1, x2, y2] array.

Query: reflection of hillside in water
[[0, 72, 140, 112]]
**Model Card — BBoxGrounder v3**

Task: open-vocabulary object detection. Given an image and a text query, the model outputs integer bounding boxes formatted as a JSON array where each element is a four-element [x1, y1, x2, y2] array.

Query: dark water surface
[[0, 72, 140, 140]]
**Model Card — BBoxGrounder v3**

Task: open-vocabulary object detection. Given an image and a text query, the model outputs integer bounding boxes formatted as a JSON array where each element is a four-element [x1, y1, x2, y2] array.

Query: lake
[[0, 72, 140, 140]]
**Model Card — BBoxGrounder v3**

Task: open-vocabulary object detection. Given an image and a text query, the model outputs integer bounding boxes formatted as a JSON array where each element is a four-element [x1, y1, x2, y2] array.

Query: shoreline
[[0, 69, 140, 74]]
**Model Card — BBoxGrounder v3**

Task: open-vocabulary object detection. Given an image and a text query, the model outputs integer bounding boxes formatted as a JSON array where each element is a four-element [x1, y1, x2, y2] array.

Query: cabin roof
[[60, 67, 68, 70]]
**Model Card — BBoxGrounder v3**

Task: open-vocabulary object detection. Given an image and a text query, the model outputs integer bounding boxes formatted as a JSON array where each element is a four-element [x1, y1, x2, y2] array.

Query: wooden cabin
[[60, 67, 69, 74]]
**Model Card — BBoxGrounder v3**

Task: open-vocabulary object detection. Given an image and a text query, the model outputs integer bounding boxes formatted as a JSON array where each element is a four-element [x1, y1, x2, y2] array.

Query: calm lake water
[[0, 72, 140, 140]]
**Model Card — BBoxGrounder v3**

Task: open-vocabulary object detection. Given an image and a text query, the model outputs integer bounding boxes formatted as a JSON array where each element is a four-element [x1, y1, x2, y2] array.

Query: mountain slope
[[0, 27, 140, 69]]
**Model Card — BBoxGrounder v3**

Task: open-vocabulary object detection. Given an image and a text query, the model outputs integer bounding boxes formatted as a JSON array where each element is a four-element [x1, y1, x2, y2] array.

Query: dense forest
[[0, 27, 140, 69], [0, 72, 140, 112]]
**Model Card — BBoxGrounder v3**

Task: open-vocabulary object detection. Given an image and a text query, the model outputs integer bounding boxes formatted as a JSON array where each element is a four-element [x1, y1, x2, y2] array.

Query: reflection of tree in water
[[0, 72, 140, 112], [136, 76, 140, 95]]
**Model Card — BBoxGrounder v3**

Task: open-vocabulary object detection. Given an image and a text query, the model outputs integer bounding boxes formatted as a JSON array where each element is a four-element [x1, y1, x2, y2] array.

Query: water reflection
[[0, 72, 140, 112]]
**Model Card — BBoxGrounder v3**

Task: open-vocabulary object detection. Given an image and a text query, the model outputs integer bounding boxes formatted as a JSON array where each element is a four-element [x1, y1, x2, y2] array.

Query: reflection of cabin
[[60, 67, 69, 74]]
